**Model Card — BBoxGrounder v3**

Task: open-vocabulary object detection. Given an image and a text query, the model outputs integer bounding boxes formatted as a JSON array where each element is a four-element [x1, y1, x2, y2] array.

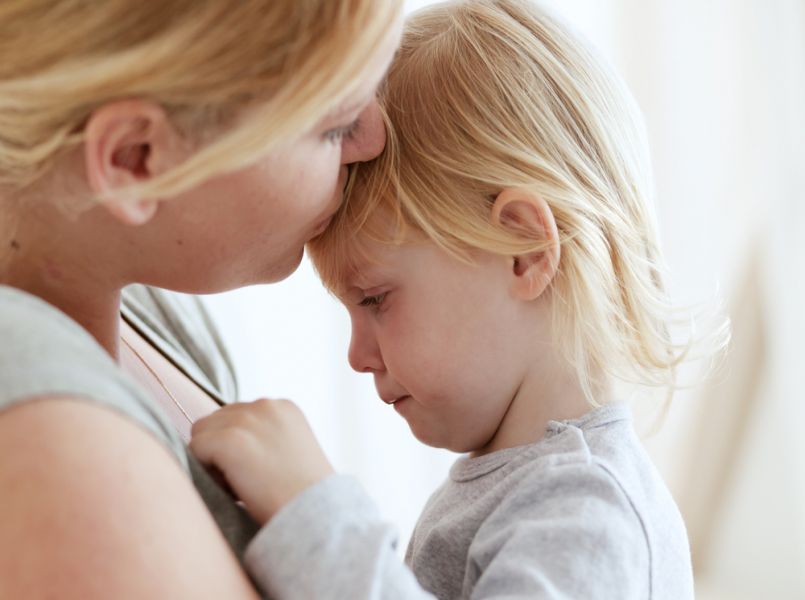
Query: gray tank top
[[0, 284, 260, 566]]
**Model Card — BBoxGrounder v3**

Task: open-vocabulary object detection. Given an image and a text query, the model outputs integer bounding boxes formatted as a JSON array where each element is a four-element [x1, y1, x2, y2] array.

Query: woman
[[0, 0, 402, 597]]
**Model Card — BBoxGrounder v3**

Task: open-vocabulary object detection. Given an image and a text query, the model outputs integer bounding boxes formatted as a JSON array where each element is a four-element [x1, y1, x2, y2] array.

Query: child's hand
[[189, 398, 334, 525]]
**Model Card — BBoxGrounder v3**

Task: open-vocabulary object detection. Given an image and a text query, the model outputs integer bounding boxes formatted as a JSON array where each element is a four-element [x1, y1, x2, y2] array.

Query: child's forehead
[[329, 232, 415, 292], [322, 211, 425, 294], [339, 245, 395, 286], [336, 216, 409, 268]]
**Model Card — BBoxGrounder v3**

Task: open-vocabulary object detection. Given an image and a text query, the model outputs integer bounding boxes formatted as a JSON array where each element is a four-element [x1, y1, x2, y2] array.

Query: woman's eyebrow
[[329, 93, 374, 121], [326, 107, 359, 125], [336, 101, 364, 116]]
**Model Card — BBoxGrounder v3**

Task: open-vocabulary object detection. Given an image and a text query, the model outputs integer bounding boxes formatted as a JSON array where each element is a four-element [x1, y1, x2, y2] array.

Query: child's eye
[[324, 119, 360, 144], [359, 292, 387, 309]]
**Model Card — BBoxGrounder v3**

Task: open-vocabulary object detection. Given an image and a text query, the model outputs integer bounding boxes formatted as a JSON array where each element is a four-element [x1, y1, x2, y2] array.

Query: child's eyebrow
[[349, 264, 388, 288], [343, 287, 366, 304], [332, 285, 367, 306]]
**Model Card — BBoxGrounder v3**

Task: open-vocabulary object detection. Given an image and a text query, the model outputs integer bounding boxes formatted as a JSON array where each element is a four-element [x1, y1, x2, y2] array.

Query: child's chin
[[407, 424, 439, 449], [409, 427, 459, 453]]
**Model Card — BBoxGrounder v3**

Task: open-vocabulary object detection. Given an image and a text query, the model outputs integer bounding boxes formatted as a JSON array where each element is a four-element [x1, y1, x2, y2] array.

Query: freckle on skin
[[10, 240, 20, 251], [176, 239, 184, 246]]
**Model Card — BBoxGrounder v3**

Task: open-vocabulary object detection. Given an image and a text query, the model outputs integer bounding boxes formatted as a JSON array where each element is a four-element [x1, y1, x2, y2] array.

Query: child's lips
[[382, 394, 410, 405]]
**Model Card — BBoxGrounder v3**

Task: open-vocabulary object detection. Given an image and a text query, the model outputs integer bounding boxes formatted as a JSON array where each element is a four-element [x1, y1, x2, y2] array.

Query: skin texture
[[189, 189, 594, 526], [0, 15, 403, 599]]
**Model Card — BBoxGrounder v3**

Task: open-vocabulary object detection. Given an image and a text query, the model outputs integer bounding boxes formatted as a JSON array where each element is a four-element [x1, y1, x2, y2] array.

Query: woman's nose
[[340, 99, 386, 165]]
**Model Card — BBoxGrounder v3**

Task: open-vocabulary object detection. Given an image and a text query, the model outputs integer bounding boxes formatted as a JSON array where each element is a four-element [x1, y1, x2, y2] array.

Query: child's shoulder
[[454, 404, 693, 599], [479, 403, 692, 597], [493, 404, 647, 515], [504, 404, 672, 518]]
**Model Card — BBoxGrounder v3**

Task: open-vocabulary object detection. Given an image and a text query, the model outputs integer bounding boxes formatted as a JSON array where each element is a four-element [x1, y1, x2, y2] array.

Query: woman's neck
[[2, 175, 153, 357], [2, 215, 124, 358]]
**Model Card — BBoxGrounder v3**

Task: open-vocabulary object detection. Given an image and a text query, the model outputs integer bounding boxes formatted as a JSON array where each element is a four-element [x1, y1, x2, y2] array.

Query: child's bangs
[[307, 162, 409, 299]]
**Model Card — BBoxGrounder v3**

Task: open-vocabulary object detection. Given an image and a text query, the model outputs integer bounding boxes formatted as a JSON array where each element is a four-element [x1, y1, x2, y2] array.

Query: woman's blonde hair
[[310, 0, 727, 404], [0, 0, 401, 198]]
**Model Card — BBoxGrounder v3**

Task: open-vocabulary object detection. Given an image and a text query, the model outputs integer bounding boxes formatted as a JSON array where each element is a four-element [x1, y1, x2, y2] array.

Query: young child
[[191, 1, 707, 597]]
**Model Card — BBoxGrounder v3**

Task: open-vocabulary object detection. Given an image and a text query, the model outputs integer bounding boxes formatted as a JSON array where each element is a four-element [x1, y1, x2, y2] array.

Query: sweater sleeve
[[244, 475, 436, 600]]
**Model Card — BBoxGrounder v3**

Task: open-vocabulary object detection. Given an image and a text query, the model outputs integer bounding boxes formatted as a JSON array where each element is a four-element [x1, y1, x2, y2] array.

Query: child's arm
[[190, 399, 437, 600]]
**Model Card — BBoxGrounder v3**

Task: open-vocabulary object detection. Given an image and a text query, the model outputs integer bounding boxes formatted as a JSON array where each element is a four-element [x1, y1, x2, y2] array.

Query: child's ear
[[491, 188, 560, 301], [83, 99, 184, 226]]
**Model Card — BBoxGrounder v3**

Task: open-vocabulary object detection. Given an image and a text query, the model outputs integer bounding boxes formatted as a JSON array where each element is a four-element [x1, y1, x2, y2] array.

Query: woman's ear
[[491, 187, 560, 301], [83, 99, 185, 225]]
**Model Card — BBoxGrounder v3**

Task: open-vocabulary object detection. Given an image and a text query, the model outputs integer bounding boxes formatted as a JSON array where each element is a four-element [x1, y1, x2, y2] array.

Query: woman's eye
[[359, 292, 387, 309], [324, 119, 360, 144]]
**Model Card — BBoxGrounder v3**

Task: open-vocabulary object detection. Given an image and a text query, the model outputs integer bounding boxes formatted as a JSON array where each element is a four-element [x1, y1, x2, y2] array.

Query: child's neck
[[471, 360, 606, 457]]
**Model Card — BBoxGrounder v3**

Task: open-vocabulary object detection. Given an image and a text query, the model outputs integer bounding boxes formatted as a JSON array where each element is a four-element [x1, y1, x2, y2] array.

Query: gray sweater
[[245, 405, 693, 599]]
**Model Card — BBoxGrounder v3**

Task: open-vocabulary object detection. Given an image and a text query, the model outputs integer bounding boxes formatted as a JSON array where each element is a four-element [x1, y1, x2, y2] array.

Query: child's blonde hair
[[310, 0, 722, 404], [0, 0, 401, 199]]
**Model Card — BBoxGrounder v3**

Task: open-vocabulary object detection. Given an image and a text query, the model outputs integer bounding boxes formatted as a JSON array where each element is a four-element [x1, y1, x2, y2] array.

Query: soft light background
[[205, 1, 805, 598]]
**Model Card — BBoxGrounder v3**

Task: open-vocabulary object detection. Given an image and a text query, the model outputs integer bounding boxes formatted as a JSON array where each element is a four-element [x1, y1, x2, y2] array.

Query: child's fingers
[[187, 427, 227, 466], [190, 397, 282, 436], [188, 397, 331, 524], [189, 399, 298, 463], [188, 429, 244, 500], [190, 405, 242, 437]]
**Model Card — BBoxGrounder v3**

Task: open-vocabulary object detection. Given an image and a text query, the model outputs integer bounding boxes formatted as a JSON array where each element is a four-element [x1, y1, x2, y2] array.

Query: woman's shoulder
[[0, 284, 111, 376], [0, 397, 260, 598], [0, 284, 186, 467], [1, 283, 88, 338]]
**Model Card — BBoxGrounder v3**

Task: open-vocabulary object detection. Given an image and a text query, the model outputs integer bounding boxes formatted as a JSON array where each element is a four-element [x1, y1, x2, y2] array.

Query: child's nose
[[348, 321, 384, 374]]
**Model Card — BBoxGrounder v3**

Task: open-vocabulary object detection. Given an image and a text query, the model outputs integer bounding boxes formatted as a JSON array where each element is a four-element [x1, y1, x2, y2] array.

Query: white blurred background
[[205, 1, 805, 598]]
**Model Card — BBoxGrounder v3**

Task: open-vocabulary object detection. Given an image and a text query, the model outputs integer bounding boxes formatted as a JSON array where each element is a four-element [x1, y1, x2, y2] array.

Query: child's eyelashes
[[324, 119, 360, 144], [359, 292, 387, 309]]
